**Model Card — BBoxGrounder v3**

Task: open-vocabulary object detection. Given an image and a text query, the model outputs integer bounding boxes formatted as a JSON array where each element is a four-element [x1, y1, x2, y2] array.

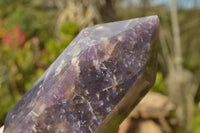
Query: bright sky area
[[122, 0, 200, 9]]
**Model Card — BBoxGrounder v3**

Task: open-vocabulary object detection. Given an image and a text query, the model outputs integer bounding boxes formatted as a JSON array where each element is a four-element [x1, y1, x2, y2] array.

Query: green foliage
[[0, 0, 55, 42], [0, 18, 79, 125], [60, 21, 79, 36], [151, 72, 168, 95], [43, 21, 79, 65], [5, 8, 51, 40], [0, 43, 44, 125], [183, 58, 200, 72], [0, 1, 79, 125], [191, 105, 200, 133], [0, 0, 79, 125]]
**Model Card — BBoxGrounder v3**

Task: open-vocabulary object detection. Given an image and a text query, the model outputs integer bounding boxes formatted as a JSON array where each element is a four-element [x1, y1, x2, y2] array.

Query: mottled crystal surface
[[4, 15, 159, 133]]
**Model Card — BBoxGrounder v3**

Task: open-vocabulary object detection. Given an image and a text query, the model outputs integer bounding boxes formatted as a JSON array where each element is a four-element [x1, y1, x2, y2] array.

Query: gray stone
[[4, 15, 159, 133]]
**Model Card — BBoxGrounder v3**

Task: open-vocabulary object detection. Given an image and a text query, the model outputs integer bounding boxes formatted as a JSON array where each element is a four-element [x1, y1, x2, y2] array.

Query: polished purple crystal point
[[4, 15, 159, 133]]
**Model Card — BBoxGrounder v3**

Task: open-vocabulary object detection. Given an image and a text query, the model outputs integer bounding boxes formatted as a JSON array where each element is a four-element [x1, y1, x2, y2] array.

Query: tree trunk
[[168, 0, 198, 129], [170, 0, 182, 72], [56, 0, 117, 29]]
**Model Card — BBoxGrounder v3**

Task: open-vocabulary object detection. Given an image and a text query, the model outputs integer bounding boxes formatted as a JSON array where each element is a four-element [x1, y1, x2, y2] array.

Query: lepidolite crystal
[[4, 15, 159, 133]]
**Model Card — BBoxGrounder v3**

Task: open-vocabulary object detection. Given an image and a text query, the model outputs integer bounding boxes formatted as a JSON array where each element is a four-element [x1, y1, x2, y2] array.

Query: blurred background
[[0, 0, 199, 133]]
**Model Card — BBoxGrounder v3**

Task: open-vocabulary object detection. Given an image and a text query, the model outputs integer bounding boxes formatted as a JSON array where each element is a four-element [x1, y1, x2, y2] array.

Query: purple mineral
[[4, 15, 159, 133]]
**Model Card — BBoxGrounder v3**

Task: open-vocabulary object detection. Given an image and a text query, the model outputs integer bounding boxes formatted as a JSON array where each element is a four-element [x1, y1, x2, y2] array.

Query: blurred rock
[[118, 92, 176, 133], [131, 92, 175, 120], [136, 120, 162, 133]]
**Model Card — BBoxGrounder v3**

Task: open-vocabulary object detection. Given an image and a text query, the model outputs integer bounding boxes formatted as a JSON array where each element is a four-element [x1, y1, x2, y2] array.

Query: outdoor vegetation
[[0, 0, 200, 133]]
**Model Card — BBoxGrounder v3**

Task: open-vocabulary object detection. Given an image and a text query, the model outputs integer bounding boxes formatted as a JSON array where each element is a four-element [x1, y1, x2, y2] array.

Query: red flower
[[2, 30, 14, 47], [13, 25, 27, 47], [1, 24, 27, 48]]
